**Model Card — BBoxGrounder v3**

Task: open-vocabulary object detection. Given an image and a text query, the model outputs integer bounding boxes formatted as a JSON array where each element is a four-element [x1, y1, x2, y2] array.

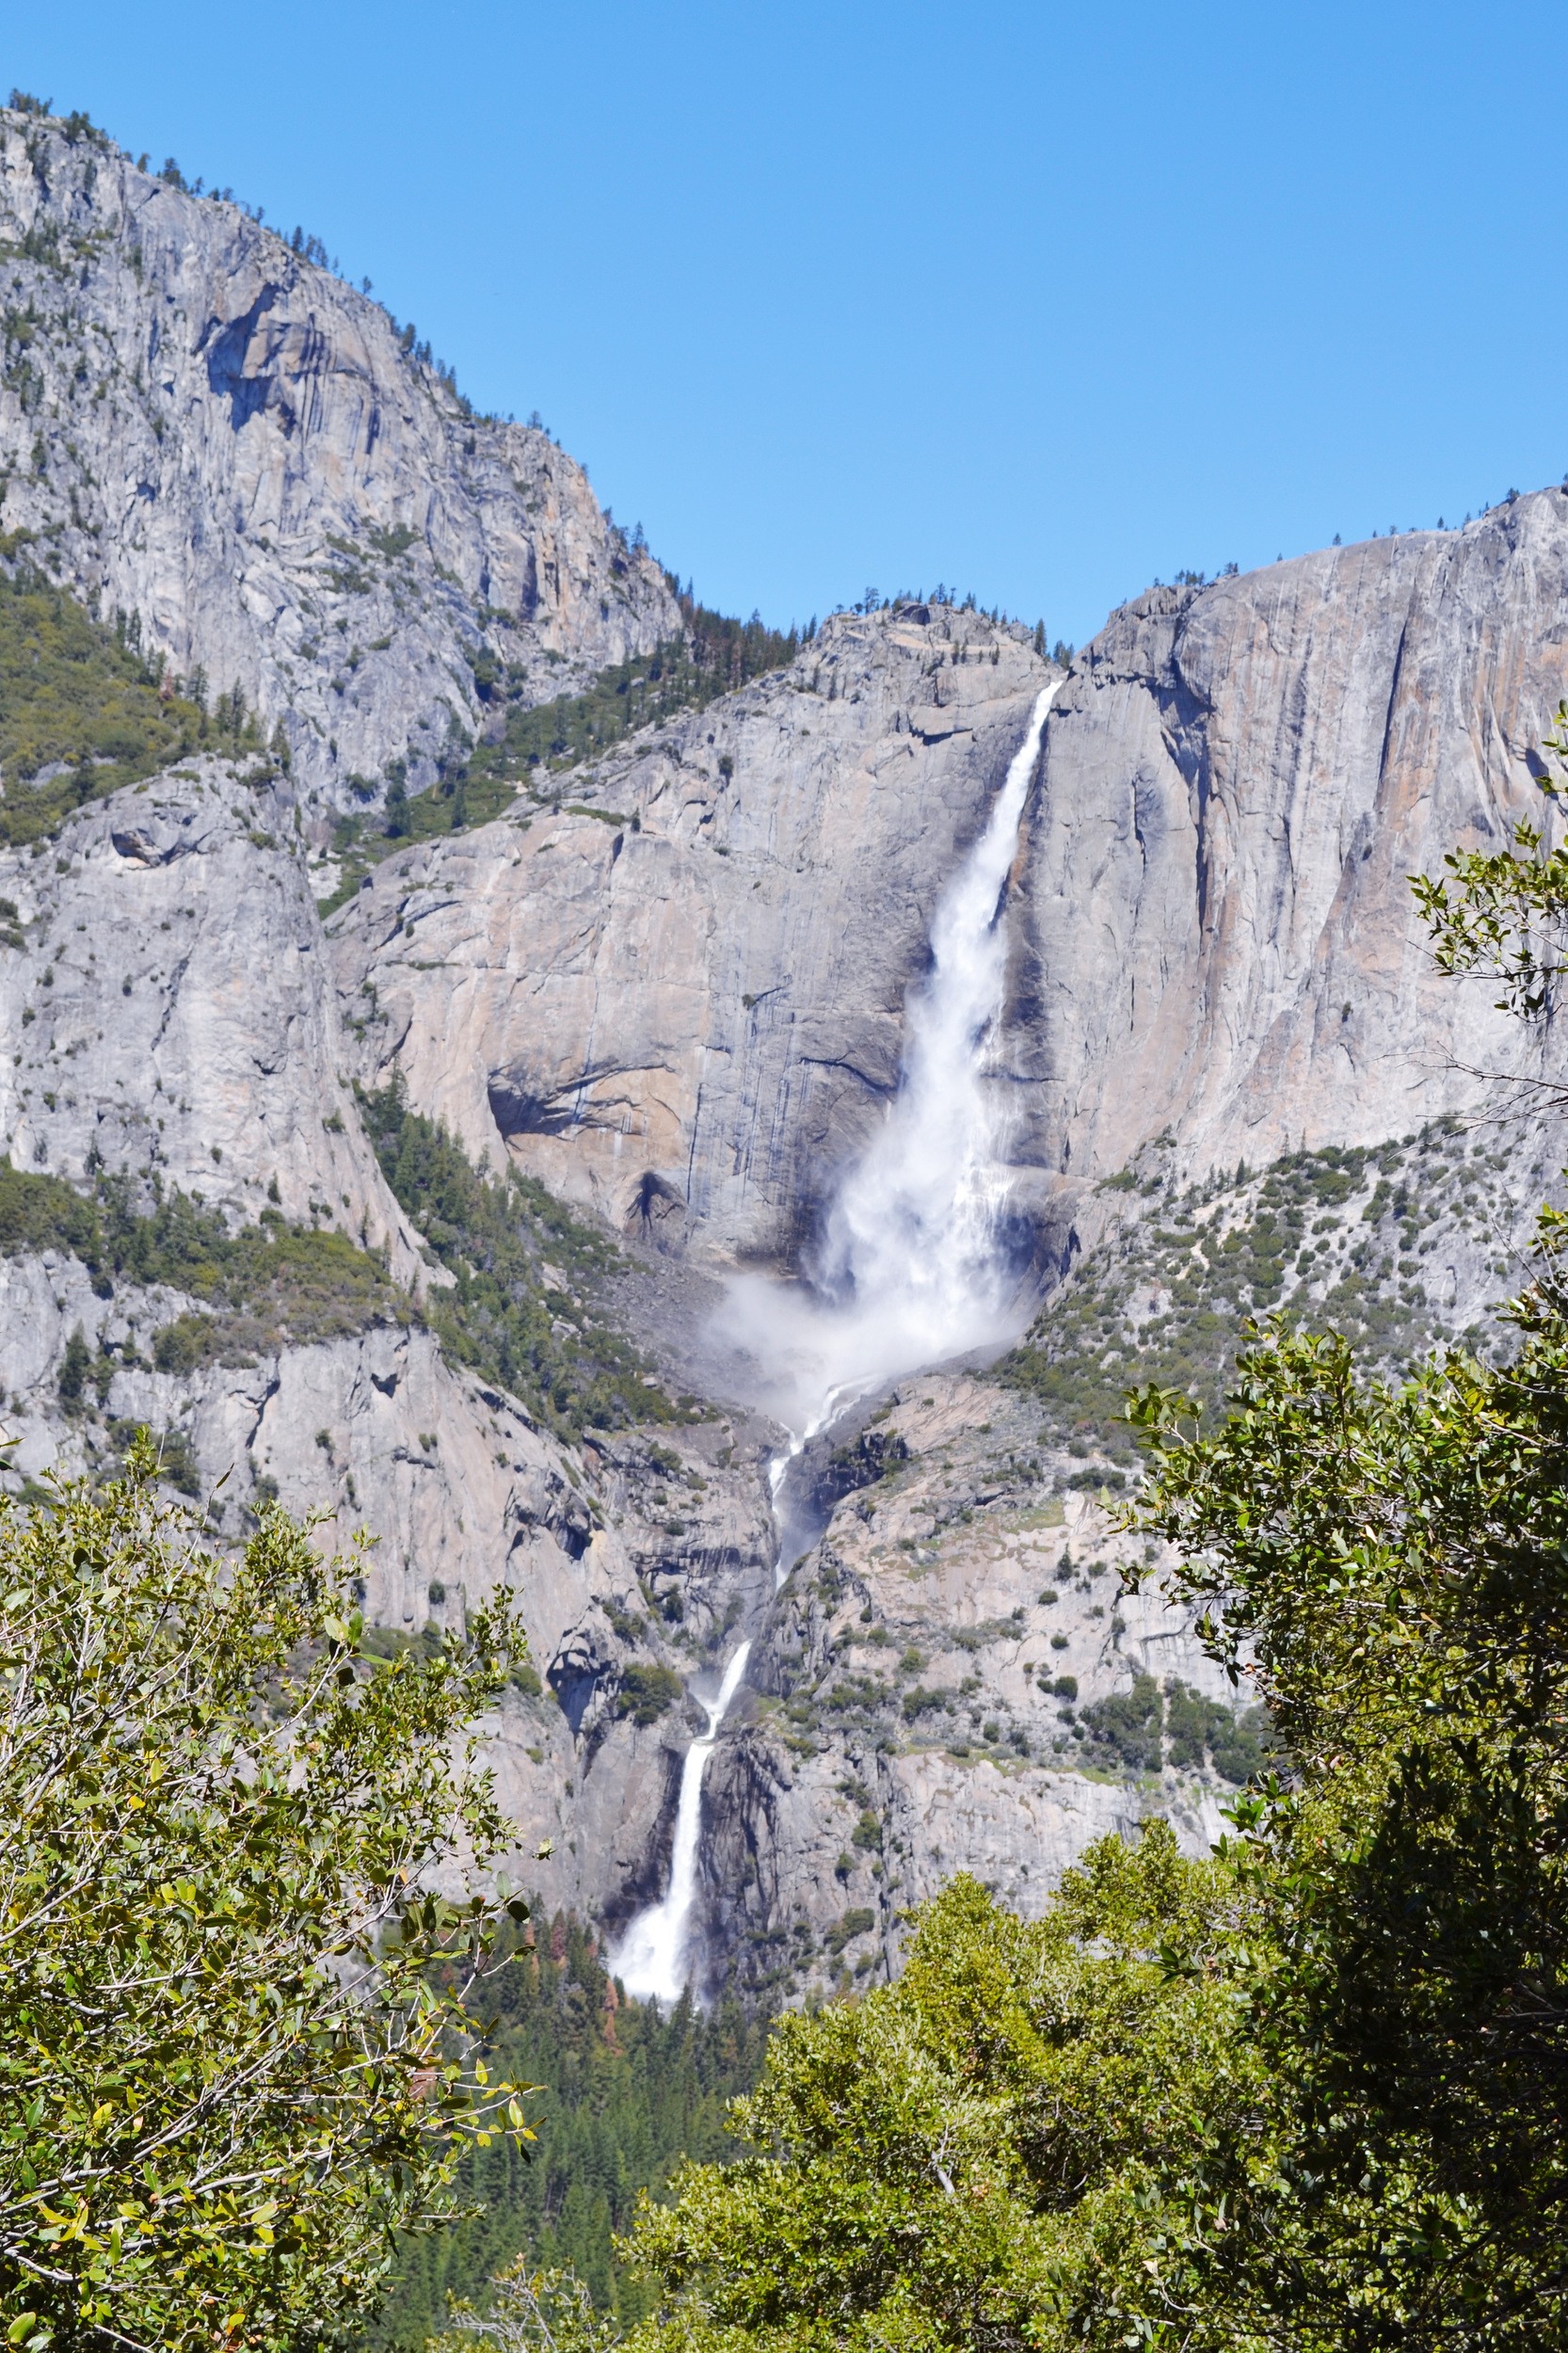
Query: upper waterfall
[[719, 680, 1058, 1442]]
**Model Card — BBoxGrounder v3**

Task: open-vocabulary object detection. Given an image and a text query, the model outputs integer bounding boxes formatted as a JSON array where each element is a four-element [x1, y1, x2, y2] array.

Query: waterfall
[[719, 680, 1058, 1449], [614, 685, 1055, 2003], [612, 1641, 752, 2004]]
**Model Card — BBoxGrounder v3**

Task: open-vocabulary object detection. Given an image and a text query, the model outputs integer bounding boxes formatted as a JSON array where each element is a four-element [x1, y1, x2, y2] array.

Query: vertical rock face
[[0, 110, 678, 804], [8, 98, 1568, 1998], [1005, 502, 1568, 1192], [0, 763, 780, 1944], [0, 761, 420, 1258], [329, 605, 1053, 1264]]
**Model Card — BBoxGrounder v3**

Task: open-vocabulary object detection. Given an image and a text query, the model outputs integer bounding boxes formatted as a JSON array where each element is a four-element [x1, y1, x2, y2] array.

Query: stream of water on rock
[[613, 680, 1057, 2002], [612, 1641, 753, 2002], [728, 676, 1059, 1479]]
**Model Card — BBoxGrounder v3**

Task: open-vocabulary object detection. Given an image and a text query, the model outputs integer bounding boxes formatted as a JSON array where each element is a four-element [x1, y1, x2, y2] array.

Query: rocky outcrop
[[329, 603, 1052, 1264], [0, 108, 678, 808], [0, 754, 779, 1937], [4, 1270, 777, 1925], [0, 758, 421, 1257], [696, 1372, 1232, 2004]]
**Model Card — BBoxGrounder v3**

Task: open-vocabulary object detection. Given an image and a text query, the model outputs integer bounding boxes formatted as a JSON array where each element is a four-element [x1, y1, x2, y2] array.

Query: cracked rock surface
[[0, 110, 676, 809]]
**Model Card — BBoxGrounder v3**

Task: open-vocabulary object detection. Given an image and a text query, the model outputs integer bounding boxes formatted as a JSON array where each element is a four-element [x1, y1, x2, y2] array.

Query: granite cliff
[[0, 107, 677, 811], [336, 502, 1568, 1289], [3, 98, 1568, 2002], [328, 601, 1053, 1266]]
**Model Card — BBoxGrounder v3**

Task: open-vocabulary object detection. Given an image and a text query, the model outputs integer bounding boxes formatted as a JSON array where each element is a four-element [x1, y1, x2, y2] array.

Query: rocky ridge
[[0, 106, 677, 810]]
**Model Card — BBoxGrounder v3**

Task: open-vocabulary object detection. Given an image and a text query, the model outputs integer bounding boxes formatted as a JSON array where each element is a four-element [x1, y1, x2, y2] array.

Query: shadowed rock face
[[0, 112, 677, 806]]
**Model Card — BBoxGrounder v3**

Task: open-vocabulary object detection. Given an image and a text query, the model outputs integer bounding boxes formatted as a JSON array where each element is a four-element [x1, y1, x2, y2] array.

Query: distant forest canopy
[[366, 1910, 769, 2348]]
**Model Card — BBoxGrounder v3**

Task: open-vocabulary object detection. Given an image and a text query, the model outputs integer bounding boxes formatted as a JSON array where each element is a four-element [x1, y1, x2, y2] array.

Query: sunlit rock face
[[1002, 503, 1568, 1187], [332, 503, 1568, 1292], [328, 605, 1054, 1268], [8, 94, 1568, 1999], [0, 111, 677, 808]]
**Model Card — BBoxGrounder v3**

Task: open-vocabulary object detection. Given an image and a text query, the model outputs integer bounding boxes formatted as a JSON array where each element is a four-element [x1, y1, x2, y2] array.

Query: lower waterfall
[[612, 1641, 752, 2003], [614, 681, 1055, 2000]]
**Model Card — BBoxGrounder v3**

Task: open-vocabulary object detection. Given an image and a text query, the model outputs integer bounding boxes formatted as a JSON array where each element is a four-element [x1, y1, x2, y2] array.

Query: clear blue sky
[[8, 2, 1568, 645]]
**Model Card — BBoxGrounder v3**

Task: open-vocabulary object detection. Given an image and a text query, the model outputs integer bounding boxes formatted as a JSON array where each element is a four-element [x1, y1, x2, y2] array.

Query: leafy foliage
[[0, 566, 263, 845], [1105, 790, 1568, 2343], [369, 1915, 769, 2345], [615, 1665, 684, 1726], [359, 1085, 687, 1440], [615, 1849, 1273, 2353], [1412, 697, 1568, 1019], [1071, 1673, 1272, 1784], [997, 1122, 1513, 1456], [1120, 1272, 1568, 2345], [0, 1446, 534, 2352]]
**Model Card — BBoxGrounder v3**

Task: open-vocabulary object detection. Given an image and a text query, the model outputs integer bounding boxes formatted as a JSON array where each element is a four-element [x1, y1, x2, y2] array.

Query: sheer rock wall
[[1005, 502, 1568, 1188]]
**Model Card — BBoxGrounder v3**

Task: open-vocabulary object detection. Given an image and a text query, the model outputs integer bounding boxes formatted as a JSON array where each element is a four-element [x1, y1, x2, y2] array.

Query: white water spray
[[719, 680, 1058, 1448], [614, 686, 1056, 2001], [611, 1641, 752, 2004]]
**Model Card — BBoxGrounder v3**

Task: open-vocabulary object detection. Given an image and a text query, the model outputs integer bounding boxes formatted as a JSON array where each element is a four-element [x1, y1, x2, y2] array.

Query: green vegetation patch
[[615, 1662, 683, 1725], [319, 762, 521, 914], [467, 592, 801, 786], [998, 1121, 1510, 1454], [0, 1160, 401, 1369], [367, 1912, 768, 2342], [359, 1082, 689, 1440], [1071, 1671, 1273, 1784], [0, 564, 267, 846]]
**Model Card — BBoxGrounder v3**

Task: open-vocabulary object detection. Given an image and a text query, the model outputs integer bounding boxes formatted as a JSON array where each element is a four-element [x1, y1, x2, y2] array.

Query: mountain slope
[[0, 105, 677, 809], [4, 87, 1568, 2022]]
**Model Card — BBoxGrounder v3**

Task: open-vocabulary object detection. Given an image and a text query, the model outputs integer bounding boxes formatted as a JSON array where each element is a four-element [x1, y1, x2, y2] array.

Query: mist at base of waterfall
[[710, 680, 1057, 1455], [712, 1248, 1035, 1452]]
